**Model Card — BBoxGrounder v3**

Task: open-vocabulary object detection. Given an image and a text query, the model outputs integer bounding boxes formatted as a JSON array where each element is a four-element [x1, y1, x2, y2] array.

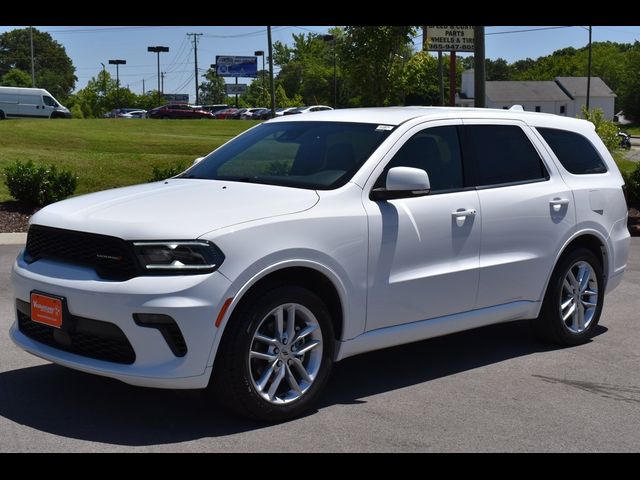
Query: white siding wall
[[572, 96, 615, 120], [485, 99, 570, 116]]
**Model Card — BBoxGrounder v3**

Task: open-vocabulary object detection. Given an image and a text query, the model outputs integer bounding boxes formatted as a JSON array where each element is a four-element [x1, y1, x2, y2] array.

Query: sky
[[2, 25, 640, 103]]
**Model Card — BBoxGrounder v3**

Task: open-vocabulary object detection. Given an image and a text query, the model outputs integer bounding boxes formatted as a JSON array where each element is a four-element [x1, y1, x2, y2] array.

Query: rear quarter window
[[537, 127, 607, 174]]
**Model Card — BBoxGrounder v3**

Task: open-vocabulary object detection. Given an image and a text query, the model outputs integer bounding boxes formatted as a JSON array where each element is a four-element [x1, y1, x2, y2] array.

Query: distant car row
[[102, 104, 334, 120]]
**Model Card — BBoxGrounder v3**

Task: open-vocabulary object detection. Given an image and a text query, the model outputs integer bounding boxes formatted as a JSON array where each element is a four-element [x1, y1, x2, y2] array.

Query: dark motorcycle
[[618, 131, 632, 150]]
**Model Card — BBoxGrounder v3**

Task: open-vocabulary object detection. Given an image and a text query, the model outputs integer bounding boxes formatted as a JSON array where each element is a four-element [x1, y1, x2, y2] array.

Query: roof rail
[[509, 105, 524, 111]]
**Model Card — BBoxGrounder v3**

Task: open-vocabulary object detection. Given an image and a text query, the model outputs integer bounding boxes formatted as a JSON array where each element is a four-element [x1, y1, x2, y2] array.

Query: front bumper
[[11, 251, 232, 389]]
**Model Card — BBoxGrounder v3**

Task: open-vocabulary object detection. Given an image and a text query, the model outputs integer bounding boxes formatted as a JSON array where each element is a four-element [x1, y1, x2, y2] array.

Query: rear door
[[460, 119, 576, 308]]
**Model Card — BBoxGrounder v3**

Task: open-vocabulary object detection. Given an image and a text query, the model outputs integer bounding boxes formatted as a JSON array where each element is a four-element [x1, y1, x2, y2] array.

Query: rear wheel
[[0, 110, 5, 120], [210, 285, 334, 422], [532, 248, 604, 345]]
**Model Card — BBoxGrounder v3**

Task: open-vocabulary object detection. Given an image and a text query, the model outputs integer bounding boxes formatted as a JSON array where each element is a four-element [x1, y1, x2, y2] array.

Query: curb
[[0, 233, 27, 245]]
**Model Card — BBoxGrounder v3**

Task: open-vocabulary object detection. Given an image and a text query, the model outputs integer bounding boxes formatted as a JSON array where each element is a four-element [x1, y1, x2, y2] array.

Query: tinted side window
[[462, 125, 547, 187], [537, 127, 607, 174], [375, 125, 464, 192]]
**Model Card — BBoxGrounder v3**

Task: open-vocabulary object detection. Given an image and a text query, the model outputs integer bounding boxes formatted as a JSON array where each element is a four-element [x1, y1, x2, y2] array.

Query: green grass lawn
[[0, 118, 257, 202]]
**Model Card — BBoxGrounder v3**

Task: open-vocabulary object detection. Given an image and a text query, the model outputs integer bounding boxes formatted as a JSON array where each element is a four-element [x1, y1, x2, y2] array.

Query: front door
[[363, 121, 481, 331]]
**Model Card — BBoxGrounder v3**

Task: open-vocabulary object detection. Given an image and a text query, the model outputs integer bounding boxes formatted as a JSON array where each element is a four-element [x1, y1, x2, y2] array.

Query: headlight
[[132, 240, 224, 274]]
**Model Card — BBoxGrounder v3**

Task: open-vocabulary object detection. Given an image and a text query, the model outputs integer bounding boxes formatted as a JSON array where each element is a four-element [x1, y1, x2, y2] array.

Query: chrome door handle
[[550, 198, 570, 212], [452, 208, 476, 217]]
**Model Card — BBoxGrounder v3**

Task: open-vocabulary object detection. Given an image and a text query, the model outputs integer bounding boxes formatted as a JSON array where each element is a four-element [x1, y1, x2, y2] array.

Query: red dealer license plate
[[30, 292, 63, 329]]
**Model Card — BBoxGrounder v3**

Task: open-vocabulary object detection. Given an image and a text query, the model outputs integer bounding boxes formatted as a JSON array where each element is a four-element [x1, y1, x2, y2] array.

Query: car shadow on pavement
[[0, 320, 606, 446]]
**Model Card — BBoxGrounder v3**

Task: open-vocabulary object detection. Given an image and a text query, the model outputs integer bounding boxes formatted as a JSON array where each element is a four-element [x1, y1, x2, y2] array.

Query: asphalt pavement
[[1, 240, 639, 452]]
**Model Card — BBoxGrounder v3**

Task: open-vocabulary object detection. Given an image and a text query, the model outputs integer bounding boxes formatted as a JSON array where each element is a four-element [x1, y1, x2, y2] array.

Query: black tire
[[0, 110, 5, 120], [209, 285, 335, 422], [532, 247, 604, 345], [161, 115, 170, 120]]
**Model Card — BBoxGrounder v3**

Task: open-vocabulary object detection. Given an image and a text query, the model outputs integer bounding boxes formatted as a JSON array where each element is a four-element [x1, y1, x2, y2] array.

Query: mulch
[[0, 202, 39, 233]]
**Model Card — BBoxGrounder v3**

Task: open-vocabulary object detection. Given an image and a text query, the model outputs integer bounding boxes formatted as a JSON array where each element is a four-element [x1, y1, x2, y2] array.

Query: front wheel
[[532, 248, 604, 345], [210, 285, 335, 422]]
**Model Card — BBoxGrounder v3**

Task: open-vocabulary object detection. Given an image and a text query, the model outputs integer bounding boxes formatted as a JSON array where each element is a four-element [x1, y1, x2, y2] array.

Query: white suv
[[10, 107, 630, 421]]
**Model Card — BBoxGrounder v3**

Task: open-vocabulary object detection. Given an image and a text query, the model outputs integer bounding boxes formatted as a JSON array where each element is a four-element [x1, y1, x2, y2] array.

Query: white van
[[0, 86, 71, 119]]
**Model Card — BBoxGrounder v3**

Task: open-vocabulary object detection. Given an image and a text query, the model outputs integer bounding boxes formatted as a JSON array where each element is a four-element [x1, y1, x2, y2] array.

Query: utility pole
[[187, 33, 203, 104], [254, 51, 265, 104], [474, 26, 486, 108], [147, 46, 169, 96], [267, 26, 276, 117], [161, 72, 165, 94], [30, 26, 35, 87], [142, 78, 145, 96], [586, 26, 592, 111], [438, 52, 444, 106], [449, 51, 456, 107]]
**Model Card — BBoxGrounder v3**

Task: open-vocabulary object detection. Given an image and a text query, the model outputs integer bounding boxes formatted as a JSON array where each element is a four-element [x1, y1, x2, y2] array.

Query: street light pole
[[108, 59, 126, 109], [147, 46, 169, 96], [254, 50, 265, 104], [267, 26, 276, 117]]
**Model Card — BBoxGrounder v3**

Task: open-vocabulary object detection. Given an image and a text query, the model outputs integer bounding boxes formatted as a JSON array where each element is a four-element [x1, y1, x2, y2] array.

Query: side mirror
[[370, 167, 431, 201], [193, 157, 205, 166]]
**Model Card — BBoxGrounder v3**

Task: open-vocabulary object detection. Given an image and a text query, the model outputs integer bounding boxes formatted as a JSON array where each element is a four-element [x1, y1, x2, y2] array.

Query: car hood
[[30, 179, 320, 240]]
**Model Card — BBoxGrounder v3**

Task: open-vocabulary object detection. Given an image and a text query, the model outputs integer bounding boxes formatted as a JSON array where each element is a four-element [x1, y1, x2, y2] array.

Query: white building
[[457, 70, 616, 119]]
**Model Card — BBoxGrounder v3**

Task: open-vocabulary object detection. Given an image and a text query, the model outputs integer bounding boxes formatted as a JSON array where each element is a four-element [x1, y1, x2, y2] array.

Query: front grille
[[25, 225, 138, 280], [16, 299, 136, 365]]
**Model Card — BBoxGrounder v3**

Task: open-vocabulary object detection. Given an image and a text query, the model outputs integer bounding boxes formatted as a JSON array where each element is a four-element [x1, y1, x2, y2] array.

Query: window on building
[[461, 125, 548, 187], [537, 127, 607, 174], [560, 105, 566, 114], [535, 106, 541, 112], [503, 106, 509, 110]]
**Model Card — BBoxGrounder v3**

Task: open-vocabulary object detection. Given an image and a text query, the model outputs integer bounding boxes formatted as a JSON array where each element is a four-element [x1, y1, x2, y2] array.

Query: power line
[[44, 26, 175, 34], [486, 26, 573, 36]]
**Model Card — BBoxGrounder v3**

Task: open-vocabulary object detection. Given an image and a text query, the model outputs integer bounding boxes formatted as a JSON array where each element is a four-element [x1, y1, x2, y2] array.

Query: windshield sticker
[[376, 125, 394, 131]]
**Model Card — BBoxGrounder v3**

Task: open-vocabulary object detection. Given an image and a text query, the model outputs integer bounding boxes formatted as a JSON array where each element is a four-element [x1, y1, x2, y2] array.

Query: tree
[[486, 58, 511, 81], [199, 68, 228, 104], [401, 52, 441, 105], [0, 68, 31, 87], [272, 29, 343, 107], [340, 26, 417, 106], [0, 27, 76, 99]]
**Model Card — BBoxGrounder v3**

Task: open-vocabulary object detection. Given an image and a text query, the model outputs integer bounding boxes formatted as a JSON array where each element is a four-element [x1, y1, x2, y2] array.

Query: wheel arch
[[539, 229, 609, 307], [208, 260, 348, 368]]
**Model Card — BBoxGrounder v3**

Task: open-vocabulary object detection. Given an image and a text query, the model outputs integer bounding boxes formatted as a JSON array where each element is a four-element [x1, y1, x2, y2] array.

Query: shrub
[[3, 160, 78, 207], [148, 162, 188, 182], [623, 163, 640, 205], [581, 106, 620, 153]]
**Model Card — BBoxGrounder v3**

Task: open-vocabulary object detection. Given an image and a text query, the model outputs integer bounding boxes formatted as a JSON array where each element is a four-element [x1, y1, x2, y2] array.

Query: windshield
[[180, 121, 394, 190]]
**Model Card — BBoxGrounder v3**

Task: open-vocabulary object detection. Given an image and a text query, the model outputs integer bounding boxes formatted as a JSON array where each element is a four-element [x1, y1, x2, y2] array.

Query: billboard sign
[[226, 84, 247, 95], [216, 56, 258, 78], [163, 93, 189, 103], [425, 26, 474, 52]]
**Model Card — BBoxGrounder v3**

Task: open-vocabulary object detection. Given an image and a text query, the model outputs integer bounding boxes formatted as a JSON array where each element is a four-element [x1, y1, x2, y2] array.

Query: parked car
[[0, 86, 70, 119], [119, 109, 147, 119], [200, 104, 229, 114], [275, 107, 298, 116], [230, 108, 249, 120], [148, 104, 215, 119], [213, 108, 239, 119], [240, 107, 268, 120], [251, 108, 273, 120], [284, 105, 333, 115], [11, 107, 629, 422]]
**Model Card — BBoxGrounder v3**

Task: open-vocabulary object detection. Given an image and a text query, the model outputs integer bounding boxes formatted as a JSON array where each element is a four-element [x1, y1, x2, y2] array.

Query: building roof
[[555, 77, 616, 98], [485, 81, 570, 102]]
